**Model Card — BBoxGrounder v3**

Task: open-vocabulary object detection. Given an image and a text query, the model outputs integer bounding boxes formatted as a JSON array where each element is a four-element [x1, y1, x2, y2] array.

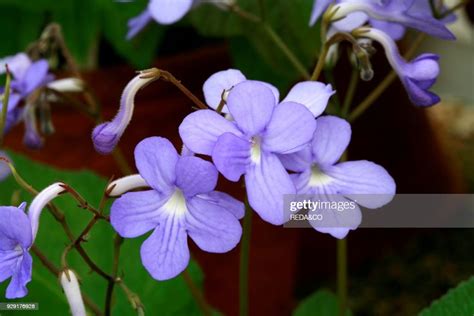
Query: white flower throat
[[163, 189, 188, 217], [309, 165, 333, 187], [250, 136, 262, 164]]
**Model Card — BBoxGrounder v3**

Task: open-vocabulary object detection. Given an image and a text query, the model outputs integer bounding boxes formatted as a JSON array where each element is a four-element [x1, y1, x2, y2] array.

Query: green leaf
[[0, 151, 205, 315], [293, 290, 352, 316], [224, 0, 320, 91], [229, 37, 295, 92], [419, 277, 474, 316], [0, 6, 45, 57], [189, 3, 243, 37], [51, 0, 102, 67], [101, 0, 164, 68]]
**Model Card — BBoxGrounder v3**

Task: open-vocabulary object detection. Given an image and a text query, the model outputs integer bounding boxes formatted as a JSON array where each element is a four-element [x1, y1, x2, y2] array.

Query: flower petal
[[262, 102, 316, 154], [22, 60, 50, 96], [305, 192, 362, 240], [277, 146, 312, 173], [370, 20, 406, 40], [212, 132, 250, 182], [203, 69, 246, 112], [5, 252, 32, 299], [134, 137, 178, 195], [226, 81, 275, 136], [179, 109, 243, 156], [311, 116, 351, 166], [127, 9, 153, 39], [0, 251, 20, 283], [0, 206, 32, 250], [176, 156, 218, 197], [282, 81, 334, 117], [326, 160, 396, 208], [245, 152, 295, 225], [186, 196, 242, 253], [140, 216, 189, 280], [197, 191, 245, 219], [333, 12, 368, 32], [110, 190, 169, 238], [148, 0, 194, 25]]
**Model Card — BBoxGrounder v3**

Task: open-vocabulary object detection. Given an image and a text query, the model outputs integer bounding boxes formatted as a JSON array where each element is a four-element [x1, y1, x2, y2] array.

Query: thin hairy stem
[[105, 234, 124, 316]]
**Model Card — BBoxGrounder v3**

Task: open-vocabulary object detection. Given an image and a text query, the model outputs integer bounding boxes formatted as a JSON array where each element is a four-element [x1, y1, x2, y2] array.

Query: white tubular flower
[[107, 174, 149, 197], [28, 183, 66, 239], [60, 270, 86, 316], [47, 78, 84, 93], [92, 72, 156, 155]]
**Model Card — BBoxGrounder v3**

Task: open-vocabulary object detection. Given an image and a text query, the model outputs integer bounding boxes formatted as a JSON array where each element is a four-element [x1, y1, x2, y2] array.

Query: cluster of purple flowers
[[92, 68, 396, 281], [127, 0, 455, 107], [311, 0, 456, 107], [1, 0, 456, 299], [0, 53, 82, 150]]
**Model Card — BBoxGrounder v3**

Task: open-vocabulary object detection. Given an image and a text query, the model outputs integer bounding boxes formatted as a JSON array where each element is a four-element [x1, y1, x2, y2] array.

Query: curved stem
[[337, 238, 348, 316], [239, 201, 253, 316]]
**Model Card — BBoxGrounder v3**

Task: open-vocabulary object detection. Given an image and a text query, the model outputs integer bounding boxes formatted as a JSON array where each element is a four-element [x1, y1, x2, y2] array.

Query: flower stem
[[239, 202, 253, 316], [341, 69, 359, 117], [337, 238, 348, 316], [0, 66, 11, 147], [182, 269, 212, 316], [105, 234, 124, 316]]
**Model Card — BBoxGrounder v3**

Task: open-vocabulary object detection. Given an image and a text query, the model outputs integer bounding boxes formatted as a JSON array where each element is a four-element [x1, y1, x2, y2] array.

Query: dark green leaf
[[293, 289, 352, 316], [50, 0, 101, 67], [0, 6, 45, 57], [419, 277, 474, 316]]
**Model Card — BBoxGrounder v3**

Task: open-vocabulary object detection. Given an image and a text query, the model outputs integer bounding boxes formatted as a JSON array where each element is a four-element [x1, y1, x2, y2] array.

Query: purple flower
[[0, 183, 65, 299], [127, 0, 232, 39], [110, 137, 243, 280], [203, 68, 334, 117], [180, 81, 318, 225], [0, 204, 33, 299], [1, 53, 81, 147], [281, 116, 395, 239], [357, 27, 441, 106], [312, 0, 455, 40]]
